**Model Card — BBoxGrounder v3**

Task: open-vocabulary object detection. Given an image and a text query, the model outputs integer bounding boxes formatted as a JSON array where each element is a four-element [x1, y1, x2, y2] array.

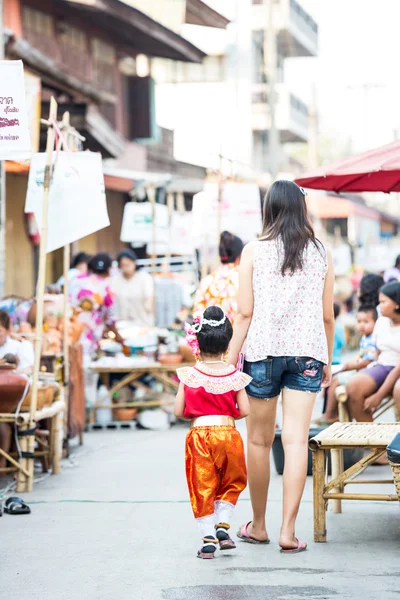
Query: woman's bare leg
[[393, 379, 400, 419], [346, 374, 377, 422], [279, 388, 316, 548], [246, 395, 278, 541]]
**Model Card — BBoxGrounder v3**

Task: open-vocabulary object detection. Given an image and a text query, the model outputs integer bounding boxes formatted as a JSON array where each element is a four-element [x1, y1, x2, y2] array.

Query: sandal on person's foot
[[4, 497, 31, 515], [237, 521, 270, 544], [280, 538, 307, 554], [311, 418, 337, 428], [197, 537, 218, 559], [215, 522, 236, 550]]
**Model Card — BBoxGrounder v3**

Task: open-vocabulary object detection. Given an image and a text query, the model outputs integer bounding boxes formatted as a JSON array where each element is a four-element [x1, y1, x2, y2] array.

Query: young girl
[[174, 306, 251, 559]]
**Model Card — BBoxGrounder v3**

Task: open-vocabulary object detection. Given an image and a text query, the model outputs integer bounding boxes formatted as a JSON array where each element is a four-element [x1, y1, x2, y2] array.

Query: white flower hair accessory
[[190, 311, 227, 333], [184, 310, 227, 358]]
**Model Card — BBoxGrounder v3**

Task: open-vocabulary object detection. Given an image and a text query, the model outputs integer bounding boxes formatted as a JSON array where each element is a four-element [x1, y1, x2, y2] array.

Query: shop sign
[[0, 60, 31, 160]]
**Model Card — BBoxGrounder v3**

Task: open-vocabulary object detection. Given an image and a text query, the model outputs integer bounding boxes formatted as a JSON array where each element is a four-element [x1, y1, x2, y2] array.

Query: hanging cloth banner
[[0, 60, 32, 160], [120, 201, 169, 245], [25, 151, 109, 253], [192, 182, 262, 246]]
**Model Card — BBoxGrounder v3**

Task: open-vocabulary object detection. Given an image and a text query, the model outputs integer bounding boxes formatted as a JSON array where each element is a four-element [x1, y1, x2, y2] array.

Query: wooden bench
[[310, 422, 400, 542]]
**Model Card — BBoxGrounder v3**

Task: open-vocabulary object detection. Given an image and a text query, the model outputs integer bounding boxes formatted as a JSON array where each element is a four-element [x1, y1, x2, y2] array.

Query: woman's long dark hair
[[261, 180, 320, 274]]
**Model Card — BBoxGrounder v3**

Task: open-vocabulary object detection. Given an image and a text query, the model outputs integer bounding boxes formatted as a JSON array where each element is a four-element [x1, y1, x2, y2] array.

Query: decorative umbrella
[[295, 141, 400, 193]]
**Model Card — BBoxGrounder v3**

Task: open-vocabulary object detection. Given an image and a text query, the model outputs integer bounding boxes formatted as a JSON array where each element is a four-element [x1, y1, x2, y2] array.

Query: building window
[[154, 56, 224, 84], [59, 23, 89, 79], [92, 39, 116, 93], [252, 31, 266, 84], [22, 6, 56, 56]]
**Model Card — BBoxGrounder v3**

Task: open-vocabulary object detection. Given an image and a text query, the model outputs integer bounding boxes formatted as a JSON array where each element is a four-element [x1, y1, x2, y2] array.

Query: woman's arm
[[236, 388, 250, 419], [227, 244, 255, 366], [322, 250, 335, 387], [174, 383, 187, 419]]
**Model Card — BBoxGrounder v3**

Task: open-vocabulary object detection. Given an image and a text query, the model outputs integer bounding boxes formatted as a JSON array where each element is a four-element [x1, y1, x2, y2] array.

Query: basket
[[389, 461, 400, 501], [21, 385, 56, 412]]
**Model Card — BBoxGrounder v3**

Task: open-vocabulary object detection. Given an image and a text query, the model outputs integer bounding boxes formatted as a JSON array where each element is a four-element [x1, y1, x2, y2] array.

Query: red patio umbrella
[[295, 141, 400, 193]]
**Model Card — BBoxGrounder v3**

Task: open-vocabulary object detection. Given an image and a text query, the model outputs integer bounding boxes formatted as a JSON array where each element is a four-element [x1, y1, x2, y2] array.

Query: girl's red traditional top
[[177, 365, 251, 419]]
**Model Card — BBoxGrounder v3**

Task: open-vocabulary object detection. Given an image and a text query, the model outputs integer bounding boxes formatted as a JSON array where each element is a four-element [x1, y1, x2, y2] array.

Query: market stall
[[0, 77, 110, 490]]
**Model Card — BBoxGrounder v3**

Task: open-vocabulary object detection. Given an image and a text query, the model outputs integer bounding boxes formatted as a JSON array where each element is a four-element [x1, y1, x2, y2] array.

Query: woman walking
[[227, 180, 335, 553]]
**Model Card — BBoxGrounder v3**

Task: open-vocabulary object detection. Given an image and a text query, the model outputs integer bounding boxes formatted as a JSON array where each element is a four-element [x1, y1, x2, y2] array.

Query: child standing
[[174, 306, 250, 559]]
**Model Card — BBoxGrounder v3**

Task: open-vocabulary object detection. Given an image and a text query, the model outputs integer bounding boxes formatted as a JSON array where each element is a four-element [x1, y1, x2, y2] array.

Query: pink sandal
[[280, 538, 307, 554], [237, 521, 270, 545]]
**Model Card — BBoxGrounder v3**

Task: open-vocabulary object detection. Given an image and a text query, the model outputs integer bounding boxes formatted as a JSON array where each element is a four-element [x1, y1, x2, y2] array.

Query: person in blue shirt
[[332, 302, 346, 365]]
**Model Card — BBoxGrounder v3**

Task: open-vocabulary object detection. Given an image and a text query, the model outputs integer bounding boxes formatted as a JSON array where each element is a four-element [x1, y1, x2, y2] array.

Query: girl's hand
[[321, 365, 332, 388], [364, 394, 381, 413]]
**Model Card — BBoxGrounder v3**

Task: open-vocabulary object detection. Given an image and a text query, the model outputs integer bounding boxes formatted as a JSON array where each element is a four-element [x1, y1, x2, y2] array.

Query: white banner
[[170, 212, 195, 255], [0, 60, 31, 160], [120, 202, 169, 245], [192, 182, 262, 247], [25, 152, 109, 253]]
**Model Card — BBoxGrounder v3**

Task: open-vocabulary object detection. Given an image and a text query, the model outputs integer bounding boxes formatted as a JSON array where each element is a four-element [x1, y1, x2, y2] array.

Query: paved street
[[1, 420, 399, 600]]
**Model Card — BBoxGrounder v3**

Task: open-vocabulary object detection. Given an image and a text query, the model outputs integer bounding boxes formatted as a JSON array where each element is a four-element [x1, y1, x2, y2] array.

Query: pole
[[61, 111, 72, 453], [308, 84, 318, 170], [25, 97, 58, 492], [0, 0, 6, 298], [217, 151, 223, 242], [265, 0, 279, 181]]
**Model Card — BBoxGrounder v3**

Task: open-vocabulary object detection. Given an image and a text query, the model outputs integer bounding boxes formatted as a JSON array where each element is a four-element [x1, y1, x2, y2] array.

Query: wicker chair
[[336, 385, 398, 422]]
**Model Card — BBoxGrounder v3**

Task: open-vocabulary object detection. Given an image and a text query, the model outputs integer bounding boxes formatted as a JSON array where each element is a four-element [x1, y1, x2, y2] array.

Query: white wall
[[154, 0, 254, 177]]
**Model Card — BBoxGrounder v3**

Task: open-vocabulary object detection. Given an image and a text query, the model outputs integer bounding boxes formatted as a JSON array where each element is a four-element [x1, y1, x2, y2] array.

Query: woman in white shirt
[[227, 181, 335, 553], [347, 281, 400, 420], [113, 249, 154, 327], [0, 309, 34, 471]]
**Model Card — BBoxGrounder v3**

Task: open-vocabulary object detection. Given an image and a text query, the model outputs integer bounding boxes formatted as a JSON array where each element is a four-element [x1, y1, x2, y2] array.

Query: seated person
[[314, 305, 377, 426], [347, 282, 400, 422], [0, 309, 34, 374], [0, 309, 34, 472]]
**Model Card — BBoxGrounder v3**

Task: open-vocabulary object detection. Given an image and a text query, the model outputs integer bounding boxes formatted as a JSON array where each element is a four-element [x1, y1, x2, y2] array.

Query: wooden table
[[90, 361, 191, 423], [309, 422, 400, 542]]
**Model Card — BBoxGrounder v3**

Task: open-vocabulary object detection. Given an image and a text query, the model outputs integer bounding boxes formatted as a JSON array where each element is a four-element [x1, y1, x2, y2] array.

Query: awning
[[5, 161, 30, 175], [102, 165, 173, 186], [295, 140, 400, 194], [186, 0, 230, 29], [307, 194, 380, 220], [61, 0, 206, 63]]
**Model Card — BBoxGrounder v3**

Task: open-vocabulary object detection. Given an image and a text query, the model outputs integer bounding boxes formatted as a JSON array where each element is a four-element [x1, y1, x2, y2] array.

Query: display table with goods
[[88, 325, 195, 427], [309, 422, 400, 543], [0, 365, 65, 492]]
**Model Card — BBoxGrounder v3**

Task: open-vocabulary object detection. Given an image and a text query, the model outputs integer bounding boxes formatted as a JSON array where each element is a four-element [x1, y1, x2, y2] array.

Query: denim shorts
[[244, 356, 324, 399]]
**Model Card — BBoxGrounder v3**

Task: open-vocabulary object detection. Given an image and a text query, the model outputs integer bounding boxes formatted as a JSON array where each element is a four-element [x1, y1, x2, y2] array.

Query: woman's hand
[[321, 365, 332, 388]]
